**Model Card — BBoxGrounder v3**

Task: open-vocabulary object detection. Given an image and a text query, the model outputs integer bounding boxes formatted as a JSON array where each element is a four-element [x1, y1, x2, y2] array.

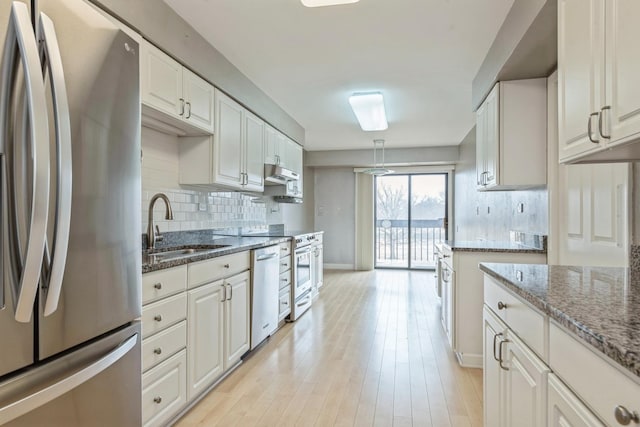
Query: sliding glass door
[[375, 173, 448, 269]]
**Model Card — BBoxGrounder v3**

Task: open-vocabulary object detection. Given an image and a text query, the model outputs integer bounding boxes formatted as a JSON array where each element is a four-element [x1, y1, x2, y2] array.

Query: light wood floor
[[175, 269, 483, 427]]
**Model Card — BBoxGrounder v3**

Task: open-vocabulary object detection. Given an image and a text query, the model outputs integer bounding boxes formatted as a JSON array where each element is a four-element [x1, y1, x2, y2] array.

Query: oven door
[[293, 247, 312, 300]]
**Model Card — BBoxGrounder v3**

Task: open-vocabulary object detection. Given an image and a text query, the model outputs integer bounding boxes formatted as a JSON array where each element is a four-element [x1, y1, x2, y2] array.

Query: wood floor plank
[[175, 269, 483, 427]]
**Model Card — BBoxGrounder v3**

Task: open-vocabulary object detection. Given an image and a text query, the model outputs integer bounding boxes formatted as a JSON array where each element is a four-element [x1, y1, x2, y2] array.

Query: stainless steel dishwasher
[[250, 245, 281, 349]]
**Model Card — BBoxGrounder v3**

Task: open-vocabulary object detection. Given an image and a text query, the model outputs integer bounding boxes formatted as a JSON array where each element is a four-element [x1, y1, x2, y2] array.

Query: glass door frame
[[374, 172, 450, 270]]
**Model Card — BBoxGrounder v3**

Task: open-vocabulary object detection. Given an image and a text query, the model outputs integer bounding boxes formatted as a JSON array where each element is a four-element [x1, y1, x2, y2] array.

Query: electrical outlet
[[517, 203, 524, 213]]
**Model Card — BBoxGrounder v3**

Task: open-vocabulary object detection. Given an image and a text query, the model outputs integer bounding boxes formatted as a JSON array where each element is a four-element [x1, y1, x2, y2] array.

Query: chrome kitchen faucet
[[147, 193, 174, 249]]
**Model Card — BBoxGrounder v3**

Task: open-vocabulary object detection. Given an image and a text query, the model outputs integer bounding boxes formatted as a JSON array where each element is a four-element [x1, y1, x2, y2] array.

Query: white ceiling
[[164, 0, 514, 151]]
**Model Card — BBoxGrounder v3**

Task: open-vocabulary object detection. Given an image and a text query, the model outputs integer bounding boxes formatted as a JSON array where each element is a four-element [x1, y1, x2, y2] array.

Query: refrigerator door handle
[[38, 13, 72, 317], [0, 333, 138, 425], [0, 2, 51, 323]]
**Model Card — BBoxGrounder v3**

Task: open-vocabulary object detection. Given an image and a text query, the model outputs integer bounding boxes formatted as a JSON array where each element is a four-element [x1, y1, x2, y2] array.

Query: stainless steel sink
[[148, 245, 230, 262]]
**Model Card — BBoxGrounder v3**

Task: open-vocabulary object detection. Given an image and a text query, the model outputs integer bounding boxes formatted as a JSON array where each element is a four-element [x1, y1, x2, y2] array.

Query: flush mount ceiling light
[[301, 0, 359, 7], [362, 139, 394, 176], [348, 92, 388, 131]]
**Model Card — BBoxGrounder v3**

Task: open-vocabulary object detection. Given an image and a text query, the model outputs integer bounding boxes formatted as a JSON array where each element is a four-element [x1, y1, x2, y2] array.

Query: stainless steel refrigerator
[[0, 0, 141, 425]]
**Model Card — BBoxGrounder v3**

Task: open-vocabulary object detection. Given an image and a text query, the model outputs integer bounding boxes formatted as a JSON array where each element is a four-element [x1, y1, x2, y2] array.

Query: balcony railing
[[375, 219, 445, 268]]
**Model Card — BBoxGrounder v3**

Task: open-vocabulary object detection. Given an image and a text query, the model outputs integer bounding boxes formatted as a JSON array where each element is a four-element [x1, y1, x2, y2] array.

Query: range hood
[[264, 164, 299, 185], [273, 195, 303, 204]]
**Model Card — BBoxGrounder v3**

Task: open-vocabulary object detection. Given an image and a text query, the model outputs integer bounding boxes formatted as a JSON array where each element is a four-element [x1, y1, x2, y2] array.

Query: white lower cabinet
[[187, 280, 224, 400], [187, 270, 250, 400], [483, 307, 505, 427], [142, 350, 187, 427], [548, 374, 603, 427]]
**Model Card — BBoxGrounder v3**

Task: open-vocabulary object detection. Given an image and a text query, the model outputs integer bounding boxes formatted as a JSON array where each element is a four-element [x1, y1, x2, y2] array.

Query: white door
[[187, 281, 224, 400], [183, 69, 214, 133], [548, 374, 604, 427], [604, 0, 640, 146], [483, 307, 506, 427], [244, 110, 265, 192], [484, 84, 499, 187], [476, 101, 487, 187], [141, 42, 183, 119], [558, 0, 606, 161], [213, 90, 244, 189], [224, 271, 250, 370], [286, 139, 303, 174], [264, 125, 279, 165], [503, 332, 549, 427]]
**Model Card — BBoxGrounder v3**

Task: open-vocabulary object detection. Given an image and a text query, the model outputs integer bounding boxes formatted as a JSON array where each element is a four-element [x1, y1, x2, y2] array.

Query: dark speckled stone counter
[[142, 236, 291, 273], [479, 262, 640, 380], [441, 240, 547, 254]]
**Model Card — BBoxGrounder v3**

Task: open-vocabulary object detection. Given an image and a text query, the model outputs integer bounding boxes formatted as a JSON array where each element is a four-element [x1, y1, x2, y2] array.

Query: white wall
[[314, 168, 355, 267]]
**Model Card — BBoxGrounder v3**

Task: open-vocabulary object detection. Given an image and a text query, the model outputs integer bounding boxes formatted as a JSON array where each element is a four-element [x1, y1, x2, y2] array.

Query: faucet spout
[[147, 193, 173, 249]]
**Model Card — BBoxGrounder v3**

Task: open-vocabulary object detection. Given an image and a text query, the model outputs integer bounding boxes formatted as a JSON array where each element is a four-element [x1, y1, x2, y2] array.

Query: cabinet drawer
[[188, 251, 250, 288], [142, 350, 187, 427], [142, 320, 187, 372], [142, 266, 187, 304], [279, 271, 291, 291], [142, 293, 187, 338], [484, 276, 545, 357], [278, 289, 291, 321], [549, 322, 640, 426], [279, 256, 291, 273], [279, 242, 291, 258]]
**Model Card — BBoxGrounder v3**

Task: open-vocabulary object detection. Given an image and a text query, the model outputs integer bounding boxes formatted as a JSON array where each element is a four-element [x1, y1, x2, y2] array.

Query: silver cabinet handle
[[221, 284, 226, 302], [153, 348, 162, 355], [38, 13, 72, 318], [492, 332, 503, 362], [1, 2, 51, 323], [185, 101, 191, 119], [497, 301, 507, 310], [153, 283, 162, 290], [588, 112, 600, 143], [153, 397, 162, 404], [153, 315, 162, 322], [224, 264, 230, 268], [0, 333, 137, 425], [599, 105, 611, 139], [498, 339, 509, 371], [227, 284, 233, 301], [179, 98, 185, 116], [614, 405, 639, 425]]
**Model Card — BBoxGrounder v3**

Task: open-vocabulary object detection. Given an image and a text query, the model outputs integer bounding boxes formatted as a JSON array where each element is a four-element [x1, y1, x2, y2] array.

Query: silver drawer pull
[[154, 315, 162, 322], [153, 283, 162, 290], [153, 397, 162, 404], [497, 301, 507, 310], [614, 406, 639, 425], [224, 264, 230, 268], [153, 348, 162, 355]]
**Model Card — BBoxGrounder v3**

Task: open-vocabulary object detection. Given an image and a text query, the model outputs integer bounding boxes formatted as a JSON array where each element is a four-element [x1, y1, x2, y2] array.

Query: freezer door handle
[[37, 13, 72, 317], [0, 2, 51, 323], [0, 333, 138, 425]]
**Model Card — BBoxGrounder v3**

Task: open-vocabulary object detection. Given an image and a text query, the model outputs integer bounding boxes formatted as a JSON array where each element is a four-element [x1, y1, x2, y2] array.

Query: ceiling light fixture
[[348, 92, 388, 131], [362, 139, 394, 176], [301, 0, 359, 7]]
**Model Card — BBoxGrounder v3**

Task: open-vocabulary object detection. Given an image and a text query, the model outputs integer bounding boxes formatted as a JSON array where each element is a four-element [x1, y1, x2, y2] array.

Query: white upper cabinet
[[559, 0, 640, 162], [179, 90, 264, 192], [264, 125, 303, 173], [141, 40, 214, 135], [476, 79, 547, 191], [264, 125, 281, 166]]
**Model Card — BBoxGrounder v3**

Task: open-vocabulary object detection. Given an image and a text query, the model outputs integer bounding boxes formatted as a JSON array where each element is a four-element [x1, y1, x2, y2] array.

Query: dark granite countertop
[[479, 262, 640, 380], [142, 236, 291, 273], [441, 240, 547, 254]]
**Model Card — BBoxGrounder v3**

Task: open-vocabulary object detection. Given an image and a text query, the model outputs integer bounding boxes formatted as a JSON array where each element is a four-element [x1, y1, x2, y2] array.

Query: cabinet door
[[484, 84, 499, 187], [548, 374, 604, 427], [503, 333, 549, 427], [213, 90, 244, 189], [244, 110, 265, 192], [141, 42, 184, 119], [441, 268, 455, 350], [187, 281, 224, 400], [605, 0, 640, 146], [558, 0, 605, 161], [286, 139, 303, 174], [224, 271, 250, 370], [476, 101, 487, 187], [483, 307, 506, 427], [264, 125, 279, 165], [183, 69, 214, 133], [275, 132, 288, 167], [314, 245, 323, 289]]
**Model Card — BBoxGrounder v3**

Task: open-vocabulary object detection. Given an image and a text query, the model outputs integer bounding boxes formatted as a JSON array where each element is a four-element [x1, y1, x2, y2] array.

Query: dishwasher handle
[[256, 253, 278, 261]]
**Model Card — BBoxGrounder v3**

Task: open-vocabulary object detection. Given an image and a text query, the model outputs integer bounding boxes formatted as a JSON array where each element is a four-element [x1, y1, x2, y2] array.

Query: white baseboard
[[324, 263, 354, 270], [456, 352, 483, 369]]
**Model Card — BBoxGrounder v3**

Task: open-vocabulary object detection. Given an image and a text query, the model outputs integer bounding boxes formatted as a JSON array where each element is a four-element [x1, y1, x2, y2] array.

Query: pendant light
[[362, 139, 394, 176]]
